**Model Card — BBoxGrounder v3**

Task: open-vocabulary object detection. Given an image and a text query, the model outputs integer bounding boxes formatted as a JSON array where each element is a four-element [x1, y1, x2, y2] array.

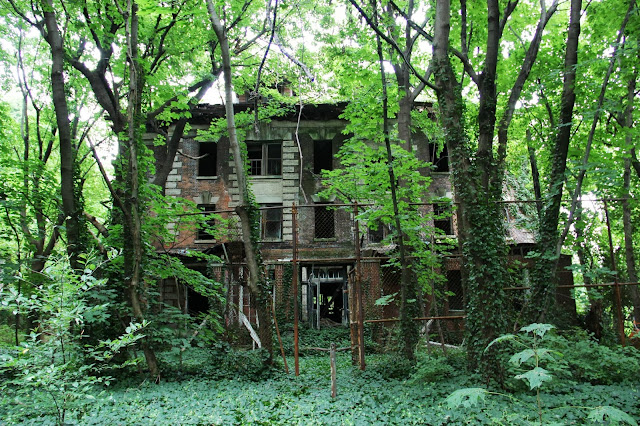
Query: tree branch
[[348, 0, 437, 91], [388, 0, 478, 84], [557, 0, 634, 253], [497, 0, 559, 164]]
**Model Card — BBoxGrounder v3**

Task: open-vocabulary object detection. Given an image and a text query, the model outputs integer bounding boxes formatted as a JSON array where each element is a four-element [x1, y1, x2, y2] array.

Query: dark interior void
[[317, 281, 344, 323], [314, 139, 333, 174], [308, 266, 347, 327], [187, 286, 209, 315], [446, 269, 464, 311], [198, 142, 217, 176], [428, 142, 449, 172], [433, 203, 453, 235]]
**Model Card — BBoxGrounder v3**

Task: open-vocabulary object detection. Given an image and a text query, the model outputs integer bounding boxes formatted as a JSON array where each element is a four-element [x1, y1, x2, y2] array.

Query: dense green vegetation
[[2, 327, 640, 424], [1, 0, 640, 423]]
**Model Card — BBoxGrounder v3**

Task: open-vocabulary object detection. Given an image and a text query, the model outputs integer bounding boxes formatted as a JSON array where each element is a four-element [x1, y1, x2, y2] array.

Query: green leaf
[[509, 349, 536, 366], [375, 293, 397, 306], [444, 388, 488, 409], [588, 406, 638, 425], [520, 323, 555, 338], [485, 334, 516, 352], [514, 367, 553, 390]]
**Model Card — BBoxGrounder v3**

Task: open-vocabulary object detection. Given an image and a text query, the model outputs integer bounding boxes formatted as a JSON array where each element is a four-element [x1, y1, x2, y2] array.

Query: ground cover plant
[[2, 328, 639, 425]]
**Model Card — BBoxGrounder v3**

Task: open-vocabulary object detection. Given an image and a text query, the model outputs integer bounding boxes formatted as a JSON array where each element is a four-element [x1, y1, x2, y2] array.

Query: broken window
[[446, 269, 464, 311], [313, 139, 333, 174], [367, 217, 389, 243], [314, 204, 335, 239], [197, 204, 216, 240], [433, 203, 453, 235], [198, 142, 217, 176], [428, 142, 449, 172], [369, 224, 385, 243], [261, 204, 282, 240], [248, 142, 282, 176]]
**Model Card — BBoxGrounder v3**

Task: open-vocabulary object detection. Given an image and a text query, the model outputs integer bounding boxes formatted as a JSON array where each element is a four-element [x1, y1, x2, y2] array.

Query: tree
[[204, 0, 274, 360], [2, 0, 235, 377]]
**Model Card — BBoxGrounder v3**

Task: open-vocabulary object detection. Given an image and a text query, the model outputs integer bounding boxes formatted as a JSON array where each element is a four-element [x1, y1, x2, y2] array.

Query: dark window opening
[[248, 142, 282, 176], [446, 269, 464, 311], [186, 285, 209, 315], [428, 142, 449, 172], [198, 142, 217, 176], [314, 139, 333, 174], [369, 224, 385, 243], [433, 203, 453, 235], [315, 205, 335, 239], [261, 204, 282, 240], [197, 204, 216, 240]]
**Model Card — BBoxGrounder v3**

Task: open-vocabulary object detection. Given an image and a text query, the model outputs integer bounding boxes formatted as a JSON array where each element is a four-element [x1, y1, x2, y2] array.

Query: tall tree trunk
[[432, 0, 508, 376], [40, 0, 83, 269], [205, 0, 273, 360], [122, 0, 159, 378], [622, 159, 640, 322], [527, 0, 582, 322], [623, 70, 640, 322]]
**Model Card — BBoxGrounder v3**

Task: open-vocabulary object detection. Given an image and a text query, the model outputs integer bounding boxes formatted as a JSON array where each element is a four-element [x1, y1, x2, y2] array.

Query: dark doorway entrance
[[186, 285, 210, 316], [307, 266, 348, 328]]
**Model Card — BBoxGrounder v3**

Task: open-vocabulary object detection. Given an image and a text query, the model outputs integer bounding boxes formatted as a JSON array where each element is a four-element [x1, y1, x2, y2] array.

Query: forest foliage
[[0, 0, 640, 423]]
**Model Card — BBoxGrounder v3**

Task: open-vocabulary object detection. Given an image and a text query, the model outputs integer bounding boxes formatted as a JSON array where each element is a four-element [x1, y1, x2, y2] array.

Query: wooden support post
[[304, 343, 351, 398], [330, 342, 337, 398], [354, 202, 365, 370], [292, 203, 300, 375]]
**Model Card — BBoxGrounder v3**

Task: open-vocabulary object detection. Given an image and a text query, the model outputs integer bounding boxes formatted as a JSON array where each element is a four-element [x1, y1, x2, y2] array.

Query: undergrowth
[[2, 342, 638, 425], [2, 324, 639, 424]]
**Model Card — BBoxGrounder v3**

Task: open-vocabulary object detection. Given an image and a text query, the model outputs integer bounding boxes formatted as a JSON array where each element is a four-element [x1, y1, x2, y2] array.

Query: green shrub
[[0, 324, 18, 346], [0, 254, 145, 424], [162, 344, 274, 381], [408, 349, 466, 384], [367, 354, 415, 379], [530, 329, 640, 385]]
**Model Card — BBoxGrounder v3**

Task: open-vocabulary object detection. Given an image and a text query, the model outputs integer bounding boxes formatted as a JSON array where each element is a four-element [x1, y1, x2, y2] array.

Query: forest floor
[[32, 348, 640, 425]]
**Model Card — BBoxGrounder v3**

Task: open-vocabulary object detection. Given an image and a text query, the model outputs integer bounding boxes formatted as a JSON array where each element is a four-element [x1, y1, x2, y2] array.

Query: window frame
[[314, 204, 336, 240], [247, 141, 282, 177], [260, 204, 283, 241], [196, 204, 217, 241], [433, 203, 454, 236]]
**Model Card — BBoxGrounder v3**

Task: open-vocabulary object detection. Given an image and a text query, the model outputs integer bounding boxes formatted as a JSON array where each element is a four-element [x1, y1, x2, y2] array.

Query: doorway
[[307, 266, 348, 328]]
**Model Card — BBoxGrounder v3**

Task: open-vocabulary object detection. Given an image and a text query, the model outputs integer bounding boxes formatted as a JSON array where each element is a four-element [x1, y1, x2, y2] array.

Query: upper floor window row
[[197, 141, 283, 177]]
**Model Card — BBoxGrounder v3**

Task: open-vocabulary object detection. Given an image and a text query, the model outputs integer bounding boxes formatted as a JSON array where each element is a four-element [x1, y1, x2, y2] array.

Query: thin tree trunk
[[527, 0, 582, 322], [557, 2, 635, 253], [374, 13, 417, 360], [527, 130, 542, 220], [122, 0, 159, 378], [205, 0, 273, 360], [574, 202, 603, 339], [622, 68, 640, 323]]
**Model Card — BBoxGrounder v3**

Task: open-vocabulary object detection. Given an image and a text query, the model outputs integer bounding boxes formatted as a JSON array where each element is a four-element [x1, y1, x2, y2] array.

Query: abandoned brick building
[[155, 99, 575, 335]]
